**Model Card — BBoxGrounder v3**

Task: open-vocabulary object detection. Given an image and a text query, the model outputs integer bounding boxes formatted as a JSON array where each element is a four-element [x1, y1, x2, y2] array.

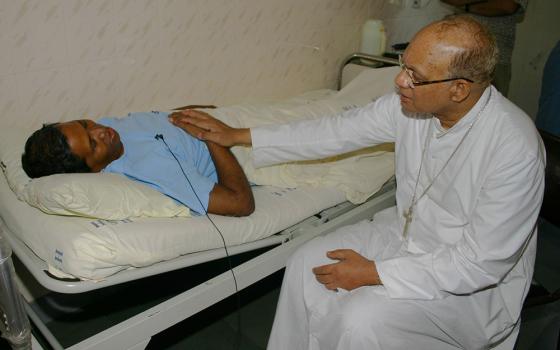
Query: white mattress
[[0, 173, 344, 280], [0, 66, 400, 281]]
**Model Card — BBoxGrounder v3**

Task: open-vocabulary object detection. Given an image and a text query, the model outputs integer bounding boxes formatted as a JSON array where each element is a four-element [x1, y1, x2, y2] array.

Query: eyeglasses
[[398, 54, 474, 87]]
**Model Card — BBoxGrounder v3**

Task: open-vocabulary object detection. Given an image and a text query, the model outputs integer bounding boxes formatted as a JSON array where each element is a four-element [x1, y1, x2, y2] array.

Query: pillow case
[[0, 128, 189, 219], [22, 173, 190, 219]]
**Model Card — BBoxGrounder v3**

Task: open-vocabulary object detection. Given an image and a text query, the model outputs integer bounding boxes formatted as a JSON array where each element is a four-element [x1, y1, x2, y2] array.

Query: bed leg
[[0, 234, 32, 350]]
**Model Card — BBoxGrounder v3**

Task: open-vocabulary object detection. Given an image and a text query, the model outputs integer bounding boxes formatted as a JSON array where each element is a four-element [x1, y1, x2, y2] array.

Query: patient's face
[[58, 119, 124, 172]]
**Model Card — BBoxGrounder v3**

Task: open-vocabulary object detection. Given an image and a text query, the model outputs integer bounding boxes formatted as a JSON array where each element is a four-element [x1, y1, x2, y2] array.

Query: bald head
[[414, 15, 498, 85]]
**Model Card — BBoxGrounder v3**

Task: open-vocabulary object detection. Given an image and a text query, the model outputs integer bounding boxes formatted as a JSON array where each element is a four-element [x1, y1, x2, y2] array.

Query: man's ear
[[449, 80, 471, 103]]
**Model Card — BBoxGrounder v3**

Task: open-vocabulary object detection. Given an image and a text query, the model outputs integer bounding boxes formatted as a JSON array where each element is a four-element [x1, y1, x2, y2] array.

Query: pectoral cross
[[402, 206, 413, 239]]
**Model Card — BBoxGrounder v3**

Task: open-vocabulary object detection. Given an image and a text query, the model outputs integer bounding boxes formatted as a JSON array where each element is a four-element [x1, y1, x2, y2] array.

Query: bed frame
[[0, 53, 399, 350]]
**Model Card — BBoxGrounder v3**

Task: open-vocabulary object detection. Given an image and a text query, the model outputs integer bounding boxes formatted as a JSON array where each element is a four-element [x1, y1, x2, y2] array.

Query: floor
[[1, 219, 559, 350]]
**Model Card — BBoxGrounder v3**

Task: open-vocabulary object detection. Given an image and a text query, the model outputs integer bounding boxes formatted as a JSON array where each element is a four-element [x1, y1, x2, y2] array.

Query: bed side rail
[[337, 52, 399, 90]]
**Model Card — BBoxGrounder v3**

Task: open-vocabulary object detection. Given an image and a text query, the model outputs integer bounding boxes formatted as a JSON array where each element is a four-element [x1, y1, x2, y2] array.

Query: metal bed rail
[[337, 52, 399, 90]]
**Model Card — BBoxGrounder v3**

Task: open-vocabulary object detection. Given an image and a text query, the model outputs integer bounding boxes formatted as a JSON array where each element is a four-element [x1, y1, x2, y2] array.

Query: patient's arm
[[170, 114, 254, 216], [169, 110, 252, 147], [206, 141, 255, 216]]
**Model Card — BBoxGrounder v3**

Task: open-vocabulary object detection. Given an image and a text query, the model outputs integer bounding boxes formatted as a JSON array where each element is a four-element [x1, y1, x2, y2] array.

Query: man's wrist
[[234, 128, 252, 146]]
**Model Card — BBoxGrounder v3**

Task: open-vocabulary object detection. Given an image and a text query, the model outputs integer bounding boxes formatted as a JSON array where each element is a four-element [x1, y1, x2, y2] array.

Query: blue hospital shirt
[[99, 111, 217, 214]]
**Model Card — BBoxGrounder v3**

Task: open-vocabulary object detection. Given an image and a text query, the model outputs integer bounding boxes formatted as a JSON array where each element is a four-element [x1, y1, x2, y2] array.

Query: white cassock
[[251, 87, 545, 350]]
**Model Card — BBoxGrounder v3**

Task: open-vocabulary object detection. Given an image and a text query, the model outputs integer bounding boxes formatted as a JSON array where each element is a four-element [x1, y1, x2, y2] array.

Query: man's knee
[[338, 292, 392, 333], [287, 235, 331, 268]]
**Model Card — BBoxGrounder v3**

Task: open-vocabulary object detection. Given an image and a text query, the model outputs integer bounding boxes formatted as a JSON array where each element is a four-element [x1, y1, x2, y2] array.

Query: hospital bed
[[0, 54, 399, 350]]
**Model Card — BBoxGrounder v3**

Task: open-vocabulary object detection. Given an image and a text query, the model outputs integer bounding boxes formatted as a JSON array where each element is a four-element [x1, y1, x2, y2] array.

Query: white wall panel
[[0, 0, 374, 130]]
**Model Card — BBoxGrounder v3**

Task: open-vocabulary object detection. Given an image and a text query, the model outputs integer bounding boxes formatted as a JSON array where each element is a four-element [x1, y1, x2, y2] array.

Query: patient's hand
[[312, 249, 382, 291], [169, 109, 252, 147]]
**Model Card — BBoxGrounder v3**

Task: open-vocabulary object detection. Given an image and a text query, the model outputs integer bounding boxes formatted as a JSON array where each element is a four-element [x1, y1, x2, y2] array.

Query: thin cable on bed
[[155, 134, 242, 350]]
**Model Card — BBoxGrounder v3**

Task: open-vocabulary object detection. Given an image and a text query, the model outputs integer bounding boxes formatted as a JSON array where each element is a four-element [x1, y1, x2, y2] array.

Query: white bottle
[[360, 19, 387, 57]]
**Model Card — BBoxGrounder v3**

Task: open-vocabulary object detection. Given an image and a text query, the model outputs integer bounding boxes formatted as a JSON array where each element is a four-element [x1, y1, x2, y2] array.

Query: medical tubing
[[0, 234, 32, 350], [155, 134, 242, 349]]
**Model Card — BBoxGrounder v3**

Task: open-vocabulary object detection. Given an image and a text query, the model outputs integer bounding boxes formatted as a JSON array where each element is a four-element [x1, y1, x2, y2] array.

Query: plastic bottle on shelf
[[360, 19, 387, 57]]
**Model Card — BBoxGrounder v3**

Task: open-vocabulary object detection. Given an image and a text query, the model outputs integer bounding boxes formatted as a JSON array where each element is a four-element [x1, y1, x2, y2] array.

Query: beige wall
[[5, 0, 549, 132], [0, 0, 374, 130], [369, 0, 452, 51]]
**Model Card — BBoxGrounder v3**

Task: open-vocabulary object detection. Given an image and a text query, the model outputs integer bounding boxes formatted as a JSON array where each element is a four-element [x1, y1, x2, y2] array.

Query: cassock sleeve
[[251, 93, 399, 168], [376, 133, 545, 299]]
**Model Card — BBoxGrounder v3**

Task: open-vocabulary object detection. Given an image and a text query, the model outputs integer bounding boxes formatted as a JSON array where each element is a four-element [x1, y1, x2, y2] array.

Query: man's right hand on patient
[[169, 109, 252, 147], [168, 111, 208, 141]]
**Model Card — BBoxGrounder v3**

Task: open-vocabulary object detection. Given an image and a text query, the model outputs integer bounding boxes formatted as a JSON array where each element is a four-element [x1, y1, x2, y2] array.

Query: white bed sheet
[[0, 66, 400, 282]]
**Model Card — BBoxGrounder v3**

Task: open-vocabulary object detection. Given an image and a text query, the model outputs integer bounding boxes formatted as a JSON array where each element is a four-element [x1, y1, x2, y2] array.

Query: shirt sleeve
[[146, 158, 216, 215], [251, 93, 399, 168], [117, 151, 216, 216], [376, 137, 545, 299]]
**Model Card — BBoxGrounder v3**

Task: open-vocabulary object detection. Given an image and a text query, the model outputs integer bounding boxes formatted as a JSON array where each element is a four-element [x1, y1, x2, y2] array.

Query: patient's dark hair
[[21, 123, 91, 178]]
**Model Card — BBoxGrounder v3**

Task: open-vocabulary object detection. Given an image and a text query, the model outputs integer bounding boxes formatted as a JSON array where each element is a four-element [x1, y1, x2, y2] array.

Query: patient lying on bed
[[20, 111, 254, 217]]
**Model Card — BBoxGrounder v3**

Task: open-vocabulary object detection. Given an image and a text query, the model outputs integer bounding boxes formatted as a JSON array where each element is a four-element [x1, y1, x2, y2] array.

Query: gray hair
[[436, 15, 499, 85]]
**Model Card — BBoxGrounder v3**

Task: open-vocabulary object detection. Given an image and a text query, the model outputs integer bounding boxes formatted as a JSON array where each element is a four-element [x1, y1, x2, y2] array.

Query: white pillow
[[22, 173, 190, 219], [0, 128, 189, 219]]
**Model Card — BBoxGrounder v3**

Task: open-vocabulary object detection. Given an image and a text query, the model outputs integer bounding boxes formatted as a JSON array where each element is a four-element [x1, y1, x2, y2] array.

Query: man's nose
[[395, 70, 412, 89]]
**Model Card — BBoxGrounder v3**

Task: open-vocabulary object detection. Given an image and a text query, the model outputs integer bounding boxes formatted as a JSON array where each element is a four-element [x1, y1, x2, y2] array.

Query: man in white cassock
[[170, 15, 545, 350]]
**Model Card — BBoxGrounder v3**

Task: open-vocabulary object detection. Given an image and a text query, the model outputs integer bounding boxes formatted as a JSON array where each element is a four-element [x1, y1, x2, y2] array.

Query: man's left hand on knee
[[312, 249, 382, 291]]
